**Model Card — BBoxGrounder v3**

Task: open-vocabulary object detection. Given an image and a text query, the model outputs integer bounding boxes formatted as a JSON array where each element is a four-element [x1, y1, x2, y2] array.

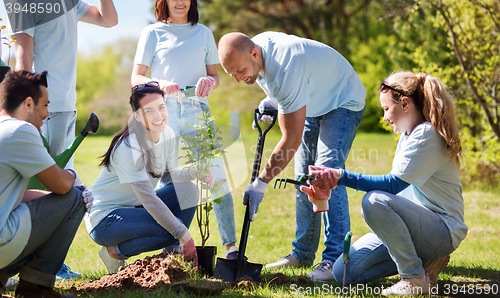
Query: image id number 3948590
[[443, 283, 498, 295], [5, 2, 61, 14]]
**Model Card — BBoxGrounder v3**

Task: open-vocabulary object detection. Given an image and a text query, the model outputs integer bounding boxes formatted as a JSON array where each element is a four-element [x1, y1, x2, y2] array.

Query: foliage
[[0, 18, 16, 67], [178, 110, 225, 248], [75, 39, 139, 135], [385, 0, 500, 187], [200, 0, 376, 55], [199, 0, 401, 133]]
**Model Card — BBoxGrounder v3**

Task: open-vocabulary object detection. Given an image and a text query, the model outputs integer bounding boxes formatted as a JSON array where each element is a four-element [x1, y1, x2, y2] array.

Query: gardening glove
[[195, 76, 216, 98], [308, 165, 343, 191], [189, 167, 215, 188], [66, 169, 81, 187], [158, 80, 181, 96], [74, 184, 94, 213], [300, 184, 330, 212], [252, 97, 279, 129], [243, 178, 268, 221], [179, 230, 198, 266]]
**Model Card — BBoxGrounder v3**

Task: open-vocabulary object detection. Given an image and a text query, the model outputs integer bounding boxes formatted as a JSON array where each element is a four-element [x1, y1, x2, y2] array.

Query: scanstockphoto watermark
[[4, 0, 78, 32], [290, 283, 439, 296], [290, 283, 390, 296]]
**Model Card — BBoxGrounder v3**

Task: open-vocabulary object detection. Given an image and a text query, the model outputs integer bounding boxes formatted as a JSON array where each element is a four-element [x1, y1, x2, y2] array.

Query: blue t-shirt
[[390, 122, 467, 249], [252, 32, 366, 117], [134, 22, 219, 89], [0, 116, 55, 268], [85, 126, 177, 233], [14, 1, 90, 112]]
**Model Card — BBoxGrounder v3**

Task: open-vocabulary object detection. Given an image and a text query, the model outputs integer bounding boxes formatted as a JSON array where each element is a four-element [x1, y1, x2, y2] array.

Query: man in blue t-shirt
[[11, 0, 117, 279], [219, 32, 365, 281], [0, 70, 87, 298]]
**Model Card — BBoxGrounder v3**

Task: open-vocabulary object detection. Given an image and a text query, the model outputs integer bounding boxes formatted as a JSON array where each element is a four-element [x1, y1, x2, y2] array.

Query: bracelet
[[66, 168, 77, 180]]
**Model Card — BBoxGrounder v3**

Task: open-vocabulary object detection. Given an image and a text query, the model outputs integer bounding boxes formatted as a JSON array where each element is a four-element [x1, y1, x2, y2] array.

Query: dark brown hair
[[100, 85, 165, 178], [0, 70, 48, 113], [155, 0, 199, 25]]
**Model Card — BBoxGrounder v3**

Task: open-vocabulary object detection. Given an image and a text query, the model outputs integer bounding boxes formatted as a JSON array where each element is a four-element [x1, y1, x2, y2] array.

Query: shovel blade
[[214, 257, 262, 282]]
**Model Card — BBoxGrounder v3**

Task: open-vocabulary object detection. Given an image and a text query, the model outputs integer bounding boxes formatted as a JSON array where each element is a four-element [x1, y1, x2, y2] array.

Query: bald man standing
[[219, 32, 365, 281]]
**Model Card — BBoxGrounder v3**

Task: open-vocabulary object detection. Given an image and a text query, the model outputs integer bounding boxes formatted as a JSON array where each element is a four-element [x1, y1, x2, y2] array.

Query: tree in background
[[199, 0, 399, 132], [76, 39, 138, 134], [385, 0, 499, 187], [200, 0, 373, 54]]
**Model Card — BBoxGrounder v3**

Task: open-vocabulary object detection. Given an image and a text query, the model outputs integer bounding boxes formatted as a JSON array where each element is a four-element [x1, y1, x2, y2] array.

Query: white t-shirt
[[252, 32, 366, 117], [0, 116, 55, 268], [391, 122, 468, 248], [14, 1, 90, 112], [85, 127, 177, 233], [134, 22, 219, 89]]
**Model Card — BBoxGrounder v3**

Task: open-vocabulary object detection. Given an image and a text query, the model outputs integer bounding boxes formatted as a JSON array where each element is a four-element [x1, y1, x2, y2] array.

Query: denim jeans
[[292, 107, 364, 265], [158, 96, 236, 246], [89, 183, 197, 258], [0, 188, 85, 288], [40, 111, 77, 168], [332, 191, 455, 283]]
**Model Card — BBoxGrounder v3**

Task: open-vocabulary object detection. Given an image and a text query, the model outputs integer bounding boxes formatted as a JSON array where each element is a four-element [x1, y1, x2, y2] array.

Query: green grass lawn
[[7, 132, 499, 297]]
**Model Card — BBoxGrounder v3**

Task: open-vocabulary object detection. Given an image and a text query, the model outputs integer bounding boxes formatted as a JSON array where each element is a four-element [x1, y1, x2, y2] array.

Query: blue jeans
[[292, 107, 364, 265], [40, 111, 76, 168], [89, 183, 196, 258], [0, 188, 85, 288], [332, 191, 455, 283], [159, 96, 236, 247]]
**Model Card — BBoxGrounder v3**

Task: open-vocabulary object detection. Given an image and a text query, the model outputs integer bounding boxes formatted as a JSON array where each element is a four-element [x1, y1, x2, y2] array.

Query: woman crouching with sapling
[[301, 71, 467, 296], [84, 82, 213, 273]]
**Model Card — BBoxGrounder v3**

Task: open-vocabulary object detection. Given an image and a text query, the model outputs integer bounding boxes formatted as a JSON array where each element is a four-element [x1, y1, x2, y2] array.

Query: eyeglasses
[[131, 81, 160, 94], [380, 81, 407, 96]]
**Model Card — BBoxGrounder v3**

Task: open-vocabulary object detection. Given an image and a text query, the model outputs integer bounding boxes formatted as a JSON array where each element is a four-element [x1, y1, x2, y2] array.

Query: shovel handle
[[343, 231, 352, 263], [235, 107, 277, 280]]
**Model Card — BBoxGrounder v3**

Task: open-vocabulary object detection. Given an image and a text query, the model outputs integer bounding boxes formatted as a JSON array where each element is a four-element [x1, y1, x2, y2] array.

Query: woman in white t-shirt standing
[[131, 0, 238, 259], [85, 83, 214, 273], [301, 71, 467, 296]]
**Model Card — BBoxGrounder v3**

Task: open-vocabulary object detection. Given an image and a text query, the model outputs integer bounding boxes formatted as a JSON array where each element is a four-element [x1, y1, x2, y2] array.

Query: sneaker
[[15, 279, 78, 298], [55, 264, 81, 280], [225, 246, 238, 260], [382, 275, 431, 296], [307, 260, 335, 282], [99, 247, 127, 274], [264, 254, 303, 269], [424, 255, 450, 286], [4, 277, 18, 291]]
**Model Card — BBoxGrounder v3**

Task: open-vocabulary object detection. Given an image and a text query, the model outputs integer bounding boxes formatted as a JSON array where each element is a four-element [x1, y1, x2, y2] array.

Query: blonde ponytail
[[385, 71, 462, 164]]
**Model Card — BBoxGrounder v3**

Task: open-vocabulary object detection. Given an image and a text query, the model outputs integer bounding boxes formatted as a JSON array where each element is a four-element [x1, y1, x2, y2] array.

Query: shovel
[[27, 112, 100, 190], [214, 105, 278, 282]]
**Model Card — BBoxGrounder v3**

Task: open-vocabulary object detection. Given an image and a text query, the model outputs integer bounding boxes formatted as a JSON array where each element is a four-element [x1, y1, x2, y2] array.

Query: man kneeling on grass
[[0, 70, 92, 298]]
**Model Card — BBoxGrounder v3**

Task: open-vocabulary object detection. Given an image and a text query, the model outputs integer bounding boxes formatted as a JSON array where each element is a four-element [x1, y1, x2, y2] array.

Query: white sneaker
[[382, 275, 431, 296], [99, 246, 127, 274], [264, 254, 303, 269], [307, 261, 335, 282]]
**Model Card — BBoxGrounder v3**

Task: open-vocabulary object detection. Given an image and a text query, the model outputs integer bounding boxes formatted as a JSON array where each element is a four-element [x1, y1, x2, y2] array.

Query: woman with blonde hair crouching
[[301, 71, 467, 296]]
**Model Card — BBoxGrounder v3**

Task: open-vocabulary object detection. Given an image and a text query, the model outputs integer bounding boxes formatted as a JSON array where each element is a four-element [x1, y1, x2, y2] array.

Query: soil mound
[[78, 253, 314, 296], [79, 253, 206, 293]]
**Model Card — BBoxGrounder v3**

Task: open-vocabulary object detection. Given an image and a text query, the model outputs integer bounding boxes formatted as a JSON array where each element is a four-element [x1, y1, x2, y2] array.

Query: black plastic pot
[[196, 246, 217, 277]]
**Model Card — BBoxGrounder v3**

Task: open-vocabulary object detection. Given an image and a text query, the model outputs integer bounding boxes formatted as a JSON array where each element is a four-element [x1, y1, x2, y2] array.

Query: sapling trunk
[[196, 179, 210, 248]]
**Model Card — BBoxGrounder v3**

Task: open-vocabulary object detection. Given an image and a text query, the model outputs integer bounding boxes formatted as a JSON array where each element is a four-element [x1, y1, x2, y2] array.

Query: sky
[[0, 0, 155, 61]]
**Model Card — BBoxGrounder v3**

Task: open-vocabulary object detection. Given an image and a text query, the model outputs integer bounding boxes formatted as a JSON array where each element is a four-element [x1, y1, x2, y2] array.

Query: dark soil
[[77, 253, 314, 296]]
